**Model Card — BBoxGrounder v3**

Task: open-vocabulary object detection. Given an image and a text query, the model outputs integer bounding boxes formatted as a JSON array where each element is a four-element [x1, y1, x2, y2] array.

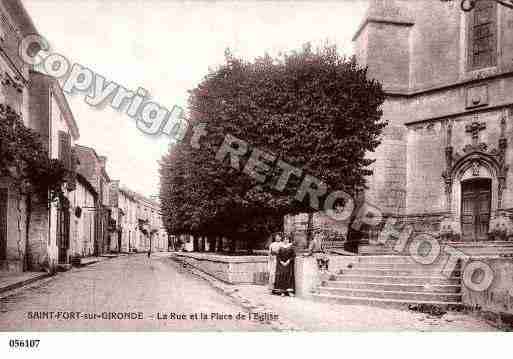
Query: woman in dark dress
[[273, 237, 295, 296]]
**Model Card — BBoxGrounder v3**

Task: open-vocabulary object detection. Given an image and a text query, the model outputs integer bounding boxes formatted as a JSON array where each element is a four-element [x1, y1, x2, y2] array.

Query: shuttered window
[[58, 131, 72, 170], [468, 1, 498, 70]]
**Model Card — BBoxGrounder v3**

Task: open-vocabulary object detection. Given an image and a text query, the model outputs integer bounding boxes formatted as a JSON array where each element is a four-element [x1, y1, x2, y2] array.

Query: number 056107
[[9, 339, 40, 349]]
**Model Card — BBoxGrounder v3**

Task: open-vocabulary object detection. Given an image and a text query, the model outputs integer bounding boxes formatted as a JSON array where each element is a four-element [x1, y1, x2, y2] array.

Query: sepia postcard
[[1, 0, 513, 355]]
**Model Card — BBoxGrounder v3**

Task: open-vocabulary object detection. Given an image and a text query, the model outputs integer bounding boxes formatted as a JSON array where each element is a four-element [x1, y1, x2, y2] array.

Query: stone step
[[358, 246, 398, 256], [339, 263, 456, 272], [337, 268, 461, 277], [311, 293, 463, 309], [351, 255, 421, 264], [457, 248, 513, 256], [325, 281, 461, 293], [318, 287, 462, 302], [360, 242, 513, 257], [331, 274, 461, 285], [449, 241, 513, 247]]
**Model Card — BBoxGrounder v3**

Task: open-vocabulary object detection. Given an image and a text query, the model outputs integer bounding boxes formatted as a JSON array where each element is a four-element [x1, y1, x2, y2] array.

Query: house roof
[[134, 192, 160, 208], [76, 173, 98, 199], [74, 144, 111, 182], [119, 186, 138, 201], [2, 0, 38, 36], [75, 144, 101, 161]]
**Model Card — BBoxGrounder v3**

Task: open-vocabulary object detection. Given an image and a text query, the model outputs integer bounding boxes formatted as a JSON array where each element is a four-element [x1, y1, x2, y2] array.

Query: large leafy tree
[[160, 44, 386, 251]]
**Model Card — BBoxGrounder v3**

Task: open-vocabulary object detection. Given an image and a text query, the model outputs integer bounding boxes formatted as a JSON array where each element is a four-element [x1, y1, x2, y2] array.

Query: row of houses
[[0, 0, 168, 273]]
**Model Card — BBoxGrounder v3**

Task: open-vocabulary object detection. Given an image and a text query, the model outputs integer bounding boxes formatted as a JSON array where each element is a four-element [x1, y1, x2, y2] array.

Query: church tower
[[354, 0, 513, 242]]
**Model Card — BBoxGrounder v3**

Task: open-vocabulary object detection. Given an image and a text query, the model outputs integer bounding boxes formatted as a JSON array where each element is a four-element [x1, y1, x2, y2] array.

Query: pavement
[[0, 253, 272, 331], [0, 255, 113, 295], [0, 253, 500, 331], [171, 255, 500, 331], [0, 272, 52, 294]]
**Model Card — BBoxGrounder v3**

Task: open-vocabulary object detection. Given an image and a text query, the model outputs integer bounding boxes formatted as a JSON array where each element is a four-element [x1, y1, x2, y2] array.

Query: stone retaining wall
[[173, 252, 268, 284], [462, 257, 513, 327]]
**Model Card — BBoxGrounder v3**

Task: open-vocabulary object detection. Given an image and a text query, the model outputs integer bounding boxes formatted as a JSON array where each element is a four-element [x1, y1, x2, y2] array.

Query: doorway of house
[[461, 178, 492, 241], [57, 199, 71, 264]]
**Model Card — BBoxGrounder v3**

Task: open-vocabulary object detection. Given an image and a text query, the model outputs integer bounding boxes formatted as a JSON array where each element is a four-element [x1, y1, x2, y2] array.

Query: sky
[[24, 0, 369, 197]]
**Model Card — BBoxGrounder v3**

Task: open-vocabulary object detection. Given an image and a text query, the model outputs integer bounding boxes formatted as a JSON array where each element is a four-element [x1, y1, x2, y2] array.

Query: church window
[[468, 1, 498, 70]]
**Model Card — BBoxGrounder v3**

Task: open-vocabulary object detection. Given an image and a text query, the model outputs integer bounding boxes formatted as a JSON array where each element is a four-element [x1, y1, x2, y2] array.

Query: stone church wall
[[406, 121, 445, 214], [353, 0, 513, 240]]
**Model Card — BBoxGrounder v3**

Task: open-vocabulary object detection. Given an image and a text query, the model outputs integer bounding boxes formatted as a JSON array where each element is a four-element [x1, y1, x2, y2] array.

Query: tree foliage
[[160, 43, 386, 245], [0, 104, 70, 201]]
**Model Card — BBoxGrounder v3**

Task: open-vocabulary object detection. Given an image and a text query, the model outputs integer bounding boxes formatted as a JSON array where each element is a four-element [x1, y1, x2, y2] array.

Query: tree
[[160, 43, 386, 251], [0, 104, 72, 269]]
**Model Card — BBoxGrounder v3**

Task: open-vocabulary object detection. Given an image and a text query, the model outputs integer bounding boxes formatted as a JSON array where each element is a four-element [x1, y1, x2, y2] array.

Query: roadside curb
[[0, 254, 132, 298], [78, 258, 104, 267], [76, 253, 127, 268], [0, 272, 53, 295], [168, 254, 299, 331]]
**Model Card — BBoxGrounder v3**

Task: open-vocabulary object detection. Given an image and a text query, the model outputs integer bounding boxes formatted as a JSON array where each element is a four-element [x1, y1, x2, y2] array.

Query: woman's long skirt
[[274, 259, 294, 293]]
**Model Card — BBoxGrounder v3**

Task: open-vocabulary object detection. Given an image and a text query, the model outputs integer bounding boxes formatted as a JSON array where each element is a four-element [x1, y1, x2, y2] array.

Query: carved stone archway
[[442, 116, 509, 214], [450, 153, 499, 221]]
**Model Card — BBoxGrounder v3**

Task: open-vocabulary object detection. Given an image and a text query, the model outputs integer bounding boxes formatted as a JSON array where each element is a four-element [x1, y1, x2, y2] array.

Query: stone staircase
[[359, 241, 513, 257], [448, 241, 513, 257], [312, 255, 463, 308]]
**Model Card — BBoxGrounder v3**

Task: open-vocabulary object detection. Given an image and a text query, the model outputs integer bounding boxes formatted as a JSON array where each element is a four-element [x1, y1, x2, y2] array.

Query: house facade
[[117, 186, 138, 253], [135, 194, 166, 252], [74, 145, 111, 256], [0, 0, 40, 272], [69, 174, 97, 258], [110, 188, 168, 253], [27, 71, 80, 270], [353, 0, 513, 244]]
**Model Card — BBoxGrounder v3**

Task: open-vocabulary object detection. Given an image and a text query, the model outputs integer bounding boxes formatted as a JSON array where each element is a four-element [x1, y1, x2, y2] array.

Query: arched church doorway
[[461, 178, 491, 241]]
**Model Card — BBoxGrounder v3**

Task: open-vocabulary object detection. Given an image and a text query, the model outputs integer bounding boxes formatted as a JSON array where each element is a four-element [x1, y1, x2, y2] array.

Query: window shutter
[[58, 131, 72, 170]]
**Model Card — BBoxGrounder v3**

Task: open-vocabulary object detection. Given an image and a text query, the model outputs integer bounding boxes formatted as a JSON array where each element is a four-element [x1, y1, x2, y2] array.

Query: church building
[[353, 0, 513, 247]]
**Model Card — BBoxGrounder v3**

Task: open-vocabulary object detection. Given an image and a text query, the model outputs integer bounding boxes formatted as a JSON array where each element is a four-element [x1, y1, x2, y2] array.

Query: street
[[0, 253, 499, 332], [0, 254, 272, 331]]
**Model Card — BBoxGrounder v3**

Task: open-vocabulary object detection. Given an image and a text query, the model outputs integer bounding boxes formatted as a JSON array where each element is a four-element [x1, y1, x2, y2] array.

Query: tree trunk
[[215, 237, 221, 252], [229, 236, 236, 254], [344, 192, 365, 254], [207, 236, 214, 252], [246, 235, 254, 255], [193, 235, 199, 252]]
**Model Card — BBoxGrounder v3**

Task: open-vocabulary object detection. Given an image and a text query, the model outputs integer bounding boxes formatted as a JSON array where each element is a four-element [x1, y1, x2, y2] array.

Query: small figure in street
[[304, 230, 329, 271], [147, 249, 151, 258], [273, 235, 295, 297], [268, 232, 284, 293]]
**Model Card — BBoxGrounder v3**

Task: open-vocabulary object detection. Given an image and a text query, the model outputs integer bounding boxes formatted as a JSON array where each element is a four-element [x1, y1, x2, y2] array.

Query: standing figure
[[274, 235, 295, 296], [268, 233, 284, 293], [305, 230, 329, 271]]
